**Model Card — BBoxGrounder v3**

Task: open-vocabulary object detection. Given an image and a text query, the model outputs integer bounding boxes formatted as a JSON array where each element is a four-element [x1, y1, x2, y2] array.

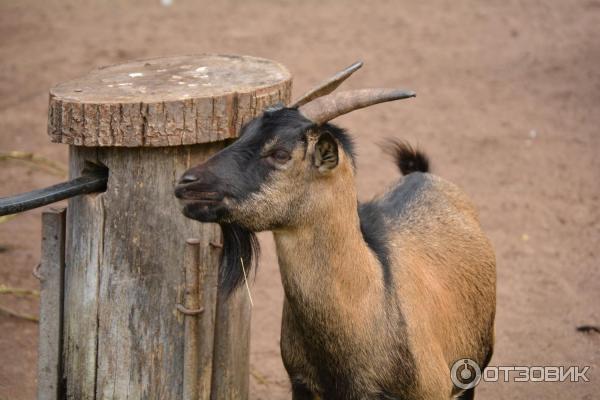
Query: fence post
[[44, 55, 291, 399], [37, 207, 66, 400]]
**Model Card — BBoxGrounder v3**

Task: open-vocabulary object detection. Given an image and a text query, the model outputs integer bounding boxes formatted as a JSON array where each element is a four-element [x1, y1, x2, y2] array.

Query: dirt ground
[[1, 0, 599, 399]]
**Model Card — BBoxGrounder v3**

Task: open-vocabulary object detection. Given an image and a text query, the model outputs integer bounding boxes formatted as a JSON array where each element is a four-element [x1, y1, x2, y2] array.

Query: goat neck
[[273, 159, 384, 324]]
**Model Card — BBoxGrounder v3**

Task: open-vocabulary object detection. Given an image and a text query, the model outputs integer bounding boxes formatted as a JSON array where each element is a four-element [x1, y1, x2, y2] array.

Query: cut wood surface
[[48, 54, 292, 147]]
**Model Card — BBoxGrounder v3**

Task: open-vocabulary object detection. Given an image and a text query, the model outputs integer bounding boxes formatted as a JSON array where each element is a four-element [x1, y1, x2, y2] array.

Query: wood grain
[[48, 55, 292, 147], [37, 207, 66, 400], [65, 145, 223, 399], [59, 55, 291, 399]]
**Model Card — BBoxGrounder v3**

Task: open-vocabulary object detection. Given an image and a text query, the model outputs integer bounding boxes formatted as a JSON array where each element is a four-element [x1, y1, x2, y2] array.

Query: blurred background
[[0, 0, 598, 398]]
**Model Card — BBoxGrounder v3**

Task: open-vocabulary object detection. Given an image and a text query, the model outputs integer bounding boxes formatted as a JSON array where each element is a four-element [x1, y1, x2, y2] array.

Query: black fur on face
[[175, 107, 357, 295], [176, 108, 311, 222]]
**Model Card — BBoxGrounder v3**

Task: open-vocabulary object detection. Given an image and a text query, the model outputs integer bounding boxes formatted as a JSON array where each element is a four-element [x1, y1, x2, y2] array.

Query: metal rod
[[0, 166, 108, 216], [182, 238, 201, 400]]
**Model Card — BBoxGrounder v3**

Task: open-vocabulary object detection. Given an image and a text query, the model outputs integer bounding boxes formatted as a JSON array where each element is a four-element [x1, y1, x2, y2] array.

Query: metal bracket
[[176, 304, 205, 316]]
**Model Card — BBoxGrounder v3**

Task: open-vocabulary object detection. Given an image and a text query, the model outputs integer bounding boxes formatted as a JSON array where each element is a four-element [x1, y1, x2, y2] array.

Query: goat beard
[[218, 223, 260, 297]]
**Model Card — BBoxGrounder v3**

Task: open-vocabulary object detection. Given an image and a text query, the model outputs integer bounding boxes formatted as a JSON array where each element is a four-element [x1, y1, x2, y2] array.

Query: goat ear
[[314, 132, 339, 173]]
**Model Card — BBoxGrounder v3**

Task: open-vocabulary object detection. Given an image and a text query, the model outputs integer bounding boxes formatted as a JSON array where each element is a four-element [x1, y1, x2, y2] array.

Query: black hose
[[0, 165, 108, 216]]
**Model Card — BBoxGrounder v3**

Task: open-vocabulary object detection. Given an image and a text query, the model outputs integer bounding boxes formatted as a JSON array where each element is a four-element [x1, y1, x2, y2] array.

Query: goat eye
[[269, 149, 290, 163]]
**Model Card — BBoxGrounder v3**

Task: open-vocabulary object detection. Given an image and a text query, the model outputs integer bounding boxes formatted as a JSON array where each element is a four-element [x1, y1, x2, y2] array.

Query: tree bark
[[48, 55, 292, 147]]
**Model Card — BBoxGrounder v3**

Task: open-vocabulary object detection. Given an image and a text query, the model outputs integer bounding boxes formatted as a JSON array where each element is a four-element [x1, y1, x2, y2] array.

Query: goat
[[175, 62, 496, 400]]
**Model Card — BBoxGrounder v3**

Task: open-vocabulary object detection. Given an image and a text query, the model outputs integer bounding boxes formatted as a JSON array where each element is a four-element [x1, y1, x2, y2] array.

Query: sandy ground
[[1, 0, 599, 399]]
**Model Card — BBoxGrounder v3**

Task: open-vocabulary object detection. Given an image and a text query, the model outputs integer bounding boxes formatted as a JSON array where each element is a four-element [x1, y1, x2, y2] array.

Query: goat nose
[[179, 173, 199, 184]]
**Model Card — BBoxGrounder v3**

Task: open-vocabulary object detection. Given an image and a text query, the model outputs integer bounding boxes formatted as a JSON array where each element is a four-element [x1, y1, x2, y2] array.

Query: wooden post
[[37, 207, 66, 400], [46, 55, 291, 399]]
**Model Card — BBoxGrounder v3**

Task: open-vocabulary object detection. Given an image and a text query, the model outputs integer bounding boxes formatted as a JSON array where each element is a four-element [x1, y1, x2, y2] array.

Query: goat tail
[[384, 139, 429, 175]]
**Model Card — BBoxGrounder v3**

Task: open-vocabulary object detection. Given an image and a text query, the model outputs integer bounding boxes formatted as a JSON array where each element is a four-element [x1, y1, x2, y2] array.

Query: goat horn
[[289, 61, 363, 108], [298, 88, 416, 125]]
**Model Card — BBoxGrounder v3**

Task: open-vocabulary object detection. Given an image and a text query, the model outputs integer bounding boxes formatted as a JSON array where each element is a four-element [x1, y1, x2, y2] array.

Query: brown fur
[[177, 119, 496, 399], [232, 135, 496, 399]]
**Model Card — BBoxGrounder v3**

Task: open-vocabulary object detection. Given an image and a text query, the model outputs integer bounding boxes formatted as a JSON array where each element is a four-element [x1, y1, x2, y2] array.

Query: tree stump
[[47, 55, 291, 400]]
